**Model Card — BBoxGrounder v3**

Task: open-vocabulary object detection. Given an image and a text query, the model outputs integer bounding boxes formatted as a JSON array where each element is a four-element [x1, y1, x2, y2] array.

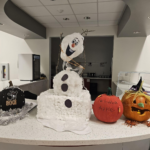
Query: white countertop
[[0, 79, 48, 91], [0, 99, 150, 146]]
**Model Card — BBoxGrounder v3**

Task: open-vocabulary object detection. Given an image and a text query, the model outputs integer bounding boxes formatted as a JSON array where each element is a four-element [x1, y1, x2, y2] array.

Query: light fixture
[[148, 16, 150, 19], [57, 9, 64, 13], [63, 18, 69, 21], [0, 23, 4, 25], [84, 16, 90, 20], [133, 31, 140, 34]]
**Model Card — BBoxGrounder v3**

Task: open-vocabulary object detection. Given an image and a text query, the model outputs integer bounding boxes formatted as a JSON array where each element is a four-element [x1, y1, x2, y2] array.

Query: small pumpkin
[[122, 77, 150, 122], [93, 87, 123, 123], [0, 81, 25, 111]]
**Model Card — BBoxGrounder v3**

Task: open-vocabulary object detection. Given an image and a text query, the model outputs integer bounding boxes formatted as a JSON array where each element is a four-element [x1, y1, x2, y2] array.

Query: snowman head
[[60, 33, 84, 62]]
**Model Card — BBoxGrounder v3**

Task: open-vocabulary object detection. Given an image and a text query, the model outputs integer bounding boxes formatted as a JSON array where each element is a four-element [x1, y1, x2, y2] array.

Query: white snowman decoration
[[37, 32, 92, 135], [54, 33, 85, 96], [60, 33, 85, 74], [60, 33, 84, 62]]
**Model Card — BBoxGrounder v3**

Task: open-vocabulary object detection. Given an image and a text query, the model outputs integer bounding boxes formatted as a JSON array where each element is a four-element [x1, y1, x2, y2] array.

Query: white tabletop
[[0, 99, 150, 146]]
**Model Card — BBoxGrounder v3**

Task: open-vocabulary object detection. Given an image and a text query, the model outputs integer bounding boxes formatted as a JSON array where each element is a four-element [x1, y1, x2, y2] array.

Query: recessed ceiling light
[[148, 16, 150, 19], [57, 9, 64, 13], [0, 23, 4, 25], [84, 16, 91, 20], [133, 31, 140, 34], [63, 18, 69, 21]]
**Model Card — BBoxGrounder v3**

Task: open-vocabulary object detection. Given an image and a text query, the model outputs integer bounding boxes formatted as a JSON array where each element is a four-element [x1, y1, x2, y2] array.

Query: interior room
[[0, 0, 150, 150]]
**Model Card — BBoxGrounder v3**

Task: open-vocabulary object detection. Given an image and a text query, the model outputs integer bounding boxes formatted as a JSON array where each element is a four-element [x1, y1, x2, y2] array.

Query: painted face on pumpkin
[[122, 94, 150, 122], [122, 77, 150, 122], [60, 33, 84, 62]]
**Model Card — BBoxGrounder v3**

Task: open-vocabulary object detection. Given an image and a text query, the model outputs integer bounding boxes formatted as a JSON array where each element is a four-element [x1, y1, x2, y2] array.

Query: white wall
[[0, 31, 49, 81], [113, 37, 147, 82]]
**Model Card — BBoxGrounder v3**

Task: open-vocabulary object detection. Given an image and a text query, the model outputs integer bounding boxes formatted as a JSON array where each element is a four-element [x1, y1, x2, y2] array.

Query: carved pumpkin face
[[122, 92, 150, 122]]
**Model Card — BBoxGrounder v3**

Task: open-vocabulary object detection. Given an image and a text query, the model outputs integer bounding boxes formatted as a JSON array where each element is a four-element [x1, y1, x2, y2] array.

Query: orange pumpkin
[[93, 87, 123, 123], [122, 78, 150, 122]]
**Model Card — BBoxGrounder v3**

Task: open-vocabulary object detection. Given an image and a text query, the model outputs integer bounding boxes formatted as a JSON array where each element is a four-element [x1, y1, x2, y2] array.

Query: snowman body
[[53, 70, 82, 97], [37, 33, 92, 134]]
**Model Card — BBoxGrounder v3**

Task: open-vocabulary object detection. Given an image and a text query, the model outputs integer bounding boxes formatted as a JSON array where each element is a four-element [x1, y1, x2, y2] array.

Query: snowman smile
[[66, 45, 75, 56]]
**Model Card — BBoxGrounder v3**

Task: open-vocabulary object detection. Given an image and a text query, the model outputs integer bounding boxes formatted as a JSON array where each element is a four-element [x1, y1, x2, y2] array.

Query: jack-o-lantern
[[0, 81, 25, 111], [122, 77, 150, 122]]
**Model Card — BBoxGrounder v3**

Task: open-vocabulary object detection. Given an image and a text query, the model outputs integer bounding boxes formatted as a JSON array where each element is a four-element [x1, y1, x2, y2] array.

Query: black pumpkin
[[0, 81, 25, 111]]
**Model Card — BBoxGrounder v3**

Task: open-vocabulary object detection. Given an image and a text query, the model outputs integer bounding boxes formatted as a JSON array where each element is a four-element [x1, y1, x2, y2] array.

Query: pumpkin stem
[[107, 87, 112, 96], [9, 81, 13, 87]]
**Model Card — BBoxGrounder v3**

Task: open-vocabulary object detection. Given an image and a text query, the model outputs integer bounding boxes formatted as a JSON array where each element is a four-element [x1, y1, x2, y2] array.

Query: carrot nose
[[72, 43, 75, 48]]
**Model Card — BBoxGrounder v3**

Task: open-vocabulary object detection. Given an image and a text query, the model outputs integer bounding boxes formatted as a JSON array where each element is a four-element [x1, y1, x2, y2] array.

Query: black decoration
[[24, 91, 37, 100], [65, 99, 72, 108], [61, 74, 68, 81], [0, 87, 25, 111], [131, 77, 145, 91], [61, 84, 68, 92]]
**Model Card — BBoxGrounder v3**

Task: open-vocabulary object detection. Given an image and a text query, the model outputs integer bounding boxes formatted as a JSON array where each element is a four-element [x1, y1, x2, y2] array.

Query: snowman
[[54, 33, 86, 97], [37, 32, 92, 134]]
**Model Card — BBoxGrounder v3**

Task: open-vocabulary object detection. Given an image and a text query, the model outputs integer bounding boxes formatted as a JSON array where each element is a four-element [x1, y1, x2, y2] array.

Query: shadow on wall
[[112, 37, 146, 85], [112, 81, 117, 95], [25, 39, 49, 81], [135, 36, 150, 72]]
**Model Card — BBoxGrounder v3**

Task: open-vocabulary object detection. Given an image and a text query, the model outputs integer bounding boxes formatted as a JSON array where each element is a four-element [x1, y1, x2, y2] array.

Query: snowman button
[[61, 84, 68, 92], [61, 74, 68, 81], [65, 99, 72, 108]]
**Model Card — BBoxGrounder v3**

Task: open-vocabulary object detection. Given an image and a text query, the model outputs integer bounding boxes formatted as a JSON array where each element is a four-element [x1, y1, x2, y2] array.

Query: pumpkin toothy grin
[[131, 106, 150, 115], [66, 45, 75, 56]]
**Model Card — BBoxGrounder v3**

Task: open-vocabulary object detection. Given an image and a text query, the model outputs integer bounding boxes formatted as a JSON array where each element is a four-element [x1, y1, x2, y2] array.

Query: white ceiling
[[11, 0, 126, 28]]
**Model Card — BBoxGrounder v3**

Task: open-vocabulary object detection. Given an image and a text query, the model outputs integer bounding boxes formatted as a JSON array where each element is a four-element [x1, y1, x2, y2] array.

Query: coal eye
[[133, 99, 136, 103]]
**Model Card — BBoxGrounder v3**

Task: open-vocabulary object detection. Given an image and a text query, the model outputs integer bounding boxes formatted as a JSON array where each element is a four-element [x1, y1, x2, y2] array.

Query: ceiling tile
[[12, 0, 42, 7], [55, 15, 77, 23], [79, 22, 98, 27], [71, 3, 97, 15], [40, 0, 68, 5], [46, 5, 73, 15], [98, 1, 126, 13], [98, 12, 122, 21], [21, 6, 50, 17], [99, 20, 118, 26], [76, 14, 97, 22], [61, 22, 79, 27], [34, 16, 58, 24], [69, 0, 97, 4], [43, 23, 62, 28]]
